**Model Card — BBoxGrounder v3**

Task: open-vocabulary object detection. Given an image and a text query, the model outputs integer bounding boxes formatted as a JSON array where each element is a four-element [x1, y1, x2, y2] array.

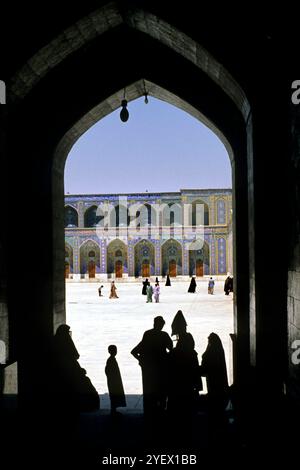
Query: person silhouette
[[109, 281, 119, 298], [153, 283, 160, 303], [142, 278, 150, 295], [131, 316, 173, 415], [51, 324, 99, 413], [200, 333, 229, 412], [224, 273, 233, 295], [188, 276, 197, 293], [146, 283, 153, 303], [165, 274, 171, 286], [105, 345, 126, 416], [208, 277, 215, 295], [168, 311, 202, 415], [98, 285, 104, 297]]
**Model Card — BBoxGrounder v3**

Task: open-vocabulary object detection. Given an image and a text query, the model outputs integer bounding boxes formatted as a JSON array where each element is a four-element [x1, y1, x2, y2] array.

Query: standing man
[[131, 316, 173, 415]]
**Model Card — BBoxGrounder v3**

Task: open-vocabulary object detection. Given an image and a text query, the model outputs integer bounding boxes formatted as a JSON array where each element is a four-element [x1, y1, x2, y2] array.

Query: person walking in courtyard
[[98, 285, 104, 297], [146, 283, 153, 303], [105, 345, 126, 416], [188, 276, 197, 293], [142, 278, 150, 295], [155, 277, 159, 284], [109, 281, 119, 299], [208, 277, 215, 295], [165, 274, 171, 286], [153, 282, 160, 303], [224, 273, 233, 295], [131, 316, 173, 415]]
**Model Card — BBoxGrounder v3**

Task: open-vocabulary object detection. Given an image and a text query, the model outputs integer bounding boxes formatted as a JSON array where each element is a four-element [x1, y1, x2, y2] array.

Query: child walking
[[105, 345, 126, 415]]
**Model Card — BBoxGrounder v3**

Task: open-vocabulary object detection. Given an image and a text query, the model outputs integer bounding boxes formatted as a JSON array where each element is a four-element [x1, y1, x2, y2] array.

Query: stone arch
[[64, 205, 78, 228], [79, 239, 100, 277], [161, 239, 183, 277], [107, 239, 128, 278], [134, 240, 155, 278], [7, 5, 257, 411]]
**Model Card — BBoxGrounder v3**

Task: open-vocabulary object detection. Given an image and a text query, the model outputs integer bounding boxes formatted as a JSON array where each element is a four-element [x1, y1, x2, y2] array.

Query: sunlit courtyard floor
[[66, 279, 234, 408]]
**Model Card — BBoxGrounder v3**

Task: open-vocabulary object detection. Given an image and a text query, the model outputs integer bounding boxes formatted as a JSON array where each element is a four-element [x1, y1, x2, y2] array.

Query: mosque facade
[[64, 189, 232, 280]]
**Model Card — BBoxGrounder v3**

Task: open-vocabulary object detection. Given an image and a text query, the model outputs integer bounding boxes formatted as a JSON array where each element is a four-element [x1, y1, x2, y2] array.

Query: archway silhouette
[[7, 4, 255, 418]]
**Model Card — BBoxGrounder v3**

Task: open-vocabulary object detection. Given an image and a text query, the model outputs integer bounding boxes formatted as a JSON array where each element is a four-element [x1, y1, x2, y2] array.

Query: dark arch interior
[[2, 1, 299, 464]]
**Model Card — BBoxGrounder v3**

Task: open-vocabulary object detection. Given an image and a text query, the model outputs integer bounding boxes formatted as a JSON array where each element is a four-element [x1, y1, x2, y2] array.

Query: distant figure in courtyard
[[165, 274, 171, 286], [105, 345, 126, 416], [155, 277, 159, 284], [131, 316, 173, 415], [188, 276, 197, 293], [153, 283, 160, 303], [168, 311, 202, 415], [109, 281, 119, 299], [146, 283, 153, 303], [224, 273, 233, 295], [142, 278, 150, 295], [208, 277, 215, 295], [200, 333, 229, 411], [98, 285, 104, 297]]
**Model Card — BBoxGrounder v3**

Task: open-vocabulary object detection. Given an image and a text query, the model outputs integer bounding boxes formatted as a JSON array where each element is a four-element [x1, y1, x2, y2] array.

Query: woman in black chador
[[188, 276, 197, 293], [51, 324, 99, 413], [165, 274, 171, 286], [142, 278, 150, 295], [200, 333, 229, 411], [168, 310, 202, 416]]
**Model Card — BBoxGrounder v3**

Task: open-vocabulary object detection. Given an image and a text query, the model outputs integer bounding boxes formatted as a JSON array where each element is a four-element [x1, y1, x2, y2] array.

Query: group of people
[[187, 275, 215, 295], [99, 273, 233, 301], [142, 278, 161, 303], [105, 311, 229, 418], [51, 318, 229, 421]]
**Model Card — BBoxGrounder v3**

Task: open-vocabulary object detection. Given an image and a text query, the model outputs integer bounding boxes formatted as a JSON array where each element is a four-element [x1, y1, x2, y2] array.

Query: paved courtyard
[[66, 280, 234, 406]]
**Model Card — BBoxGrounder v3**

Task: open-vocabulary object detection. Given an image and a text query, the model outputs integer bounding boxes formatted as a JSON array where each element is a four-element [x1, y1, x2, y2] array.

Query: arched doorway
[[161, 240, 182, 277], [88, 260, 96, 278], [8, 4, 261, 430], [169, 259, 177, 277], [134, 240, 155, 277], [142, 260, 150, 278], [115, 260, 123, 278], [188, 240, 210, 277], [196, 260, 203, 277], [107, 240, 128, 278], [79, 240, 100, 278]]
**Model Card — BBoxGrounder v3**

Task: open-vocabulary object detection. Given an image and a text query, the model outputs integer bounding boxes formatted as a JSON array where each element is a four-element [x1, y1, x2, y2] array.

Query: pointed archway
[[161, 239, 183, 277], [134, 240, 155, 278]]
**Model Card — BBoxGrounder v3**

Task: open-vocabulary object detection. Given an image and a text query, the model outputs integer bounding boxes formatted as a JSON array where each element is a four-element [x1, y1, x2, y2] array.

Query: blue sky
[[64, 97, 232, 194]]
